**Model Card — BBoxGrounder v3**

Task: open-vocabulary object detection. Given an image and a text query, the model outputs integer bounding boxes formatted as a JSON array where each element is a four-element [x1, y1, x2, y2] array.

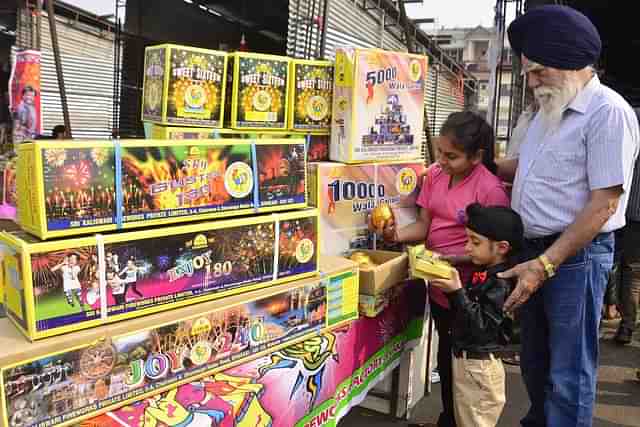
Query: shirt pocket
[[535, 149, 586, 185]]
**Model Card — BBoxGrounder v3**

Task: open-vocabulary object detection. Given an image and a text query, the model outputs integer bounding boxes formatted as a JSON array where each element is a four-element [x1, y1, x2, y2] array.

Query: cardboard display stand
[[17, 139, 307, 240], [1, 209, 319, 340], [0, 256, 359, 427]]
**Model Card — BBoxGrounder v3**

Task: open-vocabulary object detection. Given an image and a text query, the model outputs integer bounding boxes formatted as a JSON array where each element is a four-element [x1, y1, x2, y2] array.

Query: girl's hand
[[367, 213, 397, 242], [429, 269, 463, 293]]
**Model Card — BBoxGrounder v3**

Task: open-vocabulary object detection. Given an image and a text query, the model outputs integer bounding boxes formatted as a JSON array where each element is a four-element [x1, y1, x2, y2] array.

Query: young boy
[[430, 203, 523, 427]]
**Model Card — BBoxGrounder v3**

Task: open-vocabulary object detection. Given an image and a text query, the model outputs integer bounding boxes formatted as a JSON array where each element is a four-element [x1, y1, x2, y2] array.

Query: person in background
[[498, 6, 640, 426], [614, 107, 640, 345], [431, 204, 522, 427], [372, 111, 510, 427], [52, 125, 68, 139]]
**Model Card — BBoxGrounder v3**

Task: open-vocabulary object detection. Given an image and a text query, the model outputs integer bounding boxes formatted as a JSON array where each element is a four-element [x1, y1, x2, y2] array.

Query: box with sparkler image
[[0, 256, 358, 427], [288, 59, 333, 132], [227, 52, 290, 130], [17, 139, 307, 240], [308, 161, 425, 256], [141, 44, 228, 127], [0, 208, 319, 341], [331, 47, 428, 163]]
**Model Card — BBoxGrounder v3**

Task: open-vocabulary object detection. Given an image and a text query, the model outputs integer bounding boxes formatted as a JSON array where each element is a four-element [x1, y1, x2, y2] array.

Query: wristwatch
[[537, 254, 556, 279]]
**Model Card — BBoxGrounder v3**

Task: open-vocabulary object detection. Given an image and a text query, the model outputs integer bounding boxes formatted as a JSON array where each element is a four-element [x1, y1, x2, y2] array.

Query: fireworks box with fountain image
[[308, 161, 425, 256], [288, 59, 333, 132], [141, 44, 227, 127], [0, 256, 359, 427], [0, 208, 319, 340], [331, 47, 428, 163], [150, 125, 331, 161], [16, 139, 307, 240], [227, 52, 290, 130]]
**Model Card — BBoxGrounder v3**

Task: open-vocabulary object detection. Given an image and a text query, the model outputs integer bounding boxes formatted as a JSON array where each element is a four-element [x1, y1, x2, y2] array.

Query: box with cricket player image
[[331, 47, 428, 163], [0, 256, 358, 427], [141, 44, 228, 127], [308, 161, 424, 256], [16, 139, 307, 240], [0, 209, 319, 340]]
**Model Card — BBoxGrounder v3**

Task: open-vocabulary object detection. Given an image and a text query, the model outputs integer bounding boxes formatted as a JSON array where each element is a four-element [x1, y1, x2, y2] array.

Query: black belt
[[453, 350, 496, 360], [524, 233, 561, 252]]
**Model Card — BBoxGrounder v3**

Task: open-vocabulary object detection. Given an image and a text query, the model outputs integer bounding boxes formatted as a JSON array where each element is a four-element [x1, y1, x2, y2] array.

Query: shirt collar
[[566, 74, 600, 115]]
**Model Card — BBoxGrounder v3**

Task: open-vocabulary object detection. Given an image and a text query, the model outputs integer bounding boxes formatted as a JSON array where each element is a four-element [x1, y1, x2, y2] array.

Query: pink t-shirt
[[417, 163, 510, 308]]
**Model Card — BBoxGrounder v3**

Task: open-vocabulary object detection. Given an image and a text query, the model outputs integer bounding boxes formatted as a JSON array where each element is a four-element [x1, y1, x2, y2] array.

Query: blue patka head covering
[[507, 5, 601, 70]]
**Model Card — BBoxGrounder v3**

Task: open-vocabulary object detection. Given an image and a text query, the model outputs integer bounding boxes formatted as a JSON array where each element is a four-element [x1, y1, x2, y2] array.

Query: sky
[[63, 0, 499, 29]]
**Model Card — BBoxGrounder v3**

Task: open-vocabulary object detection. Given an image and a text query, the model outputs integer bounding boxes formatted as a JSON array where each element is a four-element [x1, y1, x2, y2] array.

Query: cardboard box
[[17, 139, 307, 240], [1, 209, 319, 340], [352, 249, 408, 295], [141, 44, 228, 127], [359, 280, 406, 318], [408, 245, 454, 280], [308, 161, 424, 256], [331, 47, 428, 163], [0, 256, 358, 427], [227, 52, 290, 130], [288, 59, 333, 132]]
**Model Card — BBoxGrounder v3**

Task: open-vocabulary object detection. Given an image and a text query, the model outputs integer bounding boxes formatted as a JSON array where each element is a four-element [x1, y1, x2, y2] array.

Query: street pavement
[[341, 321, 640, 426]]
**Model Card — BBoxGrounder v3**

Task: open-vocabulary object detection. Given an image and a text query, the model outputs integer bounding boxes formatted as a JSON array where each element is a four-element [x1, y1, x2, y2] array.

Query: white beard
[[534, 74, 582, 134]]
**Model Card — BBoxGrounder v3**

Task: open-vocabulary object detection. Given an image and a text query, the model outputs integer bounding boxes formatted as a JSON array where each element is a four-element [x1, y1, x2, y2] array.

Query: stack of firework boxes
[[0, 46, 359, 427], [311, 47, 429, 317], [141, 44, 332, 161]]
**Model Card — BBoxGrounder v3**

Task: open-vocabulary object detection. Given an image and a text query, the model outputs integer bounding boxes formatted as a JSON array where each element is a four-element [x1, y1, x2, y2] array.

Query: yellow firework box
[[331, 47, 428, 163], [288, 59, 333, 133], [308, 161, 424, 256], [17, 139, 307, 240], [0, 256, 358, 427], [227, 52, 290, 130], [141, 44, 228, 127], [0, 208, 319, 341]]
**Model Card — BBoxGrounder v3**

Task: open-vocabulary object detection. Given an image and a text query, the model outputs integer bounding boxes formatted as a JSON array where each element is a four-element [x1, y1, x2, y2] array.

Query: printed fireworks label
[[142, 48, 165, 121], [292, 62, 333, 131], [235, 56, 289, 128], [29, 214, 317, 333], [167, 48, 226, 126], [42, 147, 116, 231], [3, 281, 328, 427]]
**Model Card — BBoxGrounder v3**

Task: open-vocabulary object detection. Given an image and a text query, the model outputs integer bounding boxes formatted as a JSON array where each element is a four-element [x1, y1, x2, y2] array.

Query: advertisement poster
[[86, 288, 421, 427], [9, 50, 42, 144]]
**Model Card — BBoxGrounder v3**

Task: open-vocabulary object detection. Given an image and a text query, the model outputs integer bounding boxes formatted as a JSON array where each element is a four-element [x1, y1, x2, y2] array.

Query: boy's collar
[[485, 262, 510, 277]]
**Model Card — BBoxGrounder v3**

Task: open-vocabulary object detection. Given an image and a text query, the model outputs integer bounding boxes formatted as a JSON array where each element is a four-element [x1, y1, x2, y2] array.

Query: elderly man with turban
[[496, 5, 640, 427]]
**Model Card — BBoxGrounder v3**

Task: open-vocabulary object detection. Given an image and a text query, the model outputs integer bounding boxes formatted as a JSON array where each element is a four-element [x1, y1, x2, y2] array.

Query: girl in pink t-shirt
[[374, 112, 509, 427]]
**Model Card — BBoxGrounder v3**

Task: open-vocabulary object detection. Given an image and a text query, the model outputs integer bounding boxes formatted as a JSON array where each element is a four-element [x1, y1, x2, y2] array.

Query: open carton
[[353, 249, 408, 296]]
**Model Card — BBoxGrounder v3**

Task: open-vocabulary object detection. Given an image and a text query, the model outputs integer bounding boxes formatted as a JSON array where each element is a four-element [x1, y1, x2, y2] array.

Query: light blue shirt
[[512, 76, 640, 238]]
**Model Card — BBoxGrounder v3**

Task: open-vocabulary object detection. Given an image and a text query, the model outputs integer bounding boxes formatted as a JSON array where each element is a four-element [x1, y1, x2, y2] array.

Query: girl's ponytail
[[440, 111, 498, 175]]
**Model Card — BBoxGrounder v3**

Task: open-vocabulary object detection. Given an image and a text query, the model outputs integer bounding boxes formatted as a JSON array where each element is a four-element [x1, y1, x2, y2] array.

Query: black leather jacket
[[447, 263, 514, 354]]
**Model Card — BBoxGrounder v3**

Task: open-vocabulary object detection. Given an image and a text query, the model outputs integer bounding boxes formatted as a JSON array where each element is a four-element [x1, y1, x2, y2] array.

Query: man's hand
[[499, 259, 547, 312], [430, 269, 463, 294]]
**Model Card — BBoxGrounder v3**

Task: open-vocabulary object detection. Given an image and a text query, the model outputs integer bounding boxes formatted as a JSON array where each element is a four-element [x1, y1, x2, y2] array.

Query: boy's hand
[[429, 269, 462, 293]]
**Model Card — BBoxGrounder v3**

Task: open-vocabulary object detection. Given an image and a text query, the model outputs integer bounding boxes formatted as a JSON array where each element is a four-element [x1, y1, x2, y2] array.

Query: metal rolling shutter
[[16, 9, 116, 139], [425, 63, 465, 140]]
